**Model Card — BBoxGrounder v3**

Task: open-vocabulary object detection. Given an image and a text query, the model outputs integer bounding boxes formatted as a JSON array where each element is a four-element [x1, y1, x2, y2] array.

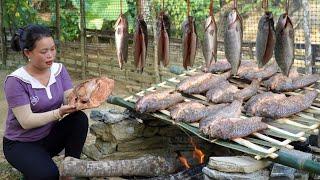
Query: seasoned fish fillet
[[264, 70, 320, 92], [237, 60, 258, 75], [245, 92, 286, 116], [206, 81, 239, 103], [170, 102, 206, 122], [238, 61, 278, 81], [200, 100, 243, 134], [135, 90, 184, 113], [203, 59, 231, 73], [204, 117, 267, 139], [246, 91, 318, 118], [177, 72, 231, 94], [219, 79, 260, 103], [177, 73, 213, 92]]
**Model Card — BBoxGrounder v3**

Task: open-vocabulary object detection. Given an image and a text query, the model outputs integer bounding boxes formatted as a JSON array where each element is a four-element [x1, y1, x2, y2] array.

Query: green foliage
[[51, 9, 80, 41], [70, 0, 129, 30], [3, 0, 38, 32]]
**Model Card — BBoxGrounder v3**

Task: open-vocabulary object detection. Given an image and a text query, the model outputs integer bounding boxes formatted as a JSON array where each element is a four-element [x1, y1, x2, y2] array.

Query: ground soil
[[0, 69, 130, 179]]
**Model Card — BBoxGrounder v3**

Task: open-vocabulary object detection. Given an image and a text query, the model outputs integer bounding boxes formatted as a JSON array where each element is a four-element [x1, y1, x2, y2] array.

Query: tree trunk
[[60, 155, 175, 177], [302, 0, 312, 74]]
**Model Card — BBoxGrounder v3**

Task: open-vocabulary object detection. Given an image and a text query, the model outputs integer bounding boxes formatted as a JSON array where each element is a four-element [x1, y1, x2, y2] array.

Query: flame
[[176, 151, 191, 169], [190, 137, 205, 164]]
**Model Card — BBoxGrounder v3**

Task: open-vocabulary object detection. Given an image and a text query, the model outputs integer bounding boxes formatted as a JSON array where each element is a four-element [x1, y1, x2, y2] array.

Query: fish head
[[226, 9, 241, 30]]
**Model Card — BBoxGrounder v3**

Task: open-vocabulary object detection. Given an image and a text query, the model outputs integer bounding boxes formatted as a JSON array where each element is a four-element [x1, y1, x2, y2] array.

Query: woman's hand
[[59, 105, 77, 117]]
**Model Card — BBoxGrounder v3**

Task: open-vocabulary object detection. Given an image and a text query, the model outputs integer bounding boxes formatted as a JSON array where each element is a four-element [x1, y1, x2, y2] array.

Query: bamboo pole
[[55, 0, 61, 62], [80, 0, 87, 79], [0, 0, 6, 67]]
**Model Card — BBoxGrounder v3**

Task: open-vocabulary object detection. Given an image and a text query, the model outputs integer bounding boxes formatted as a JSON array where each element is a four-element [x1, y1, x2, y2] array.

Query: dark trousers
[[3, 111, 88, 180]]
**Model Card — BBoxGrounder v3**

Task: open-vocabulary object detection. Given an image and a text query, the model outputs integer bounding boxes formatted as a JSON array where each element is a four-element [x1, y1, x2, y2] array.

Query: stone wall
[[83, 109, 231, 173]]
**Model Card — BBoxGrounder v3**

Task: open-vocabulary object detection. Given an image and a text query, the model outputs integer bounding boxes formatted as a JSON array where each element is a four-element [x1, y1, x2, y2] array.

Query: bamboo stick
[[267, 125, 306, 141], [233, 138, 278, 159], [252, 133, 294, 149]]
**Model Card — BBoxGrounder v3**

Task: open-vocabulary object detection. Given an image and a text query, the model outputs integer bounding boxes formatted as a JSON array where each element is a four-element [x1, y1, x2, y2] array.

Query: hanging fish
[[156, 11, 170, 67], [255, 11, 276, 68], [274, 1, 294, 76], [202, 0, 217, 68], [224, 0, 243, 75], [114, 14, 129, 70], [182, 16, 197, 70], [134, 14, 148, 73]]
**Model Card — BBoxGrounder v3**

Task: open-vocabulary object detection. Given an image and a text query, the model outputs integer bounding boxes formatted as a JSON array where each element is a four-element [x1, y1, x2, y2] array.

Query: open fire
[[177, 137, 205, 169]]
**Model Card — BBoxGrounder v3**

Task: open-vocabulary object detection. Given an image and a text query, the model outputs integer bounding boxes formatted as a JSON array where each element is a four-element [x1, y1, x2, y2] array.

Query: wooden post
[[80, 0, 87, 79], [301, 0, 312, 75], [55, 0, 61, 62], [152, 1, 160, 83], [0, 0, 7, 68]]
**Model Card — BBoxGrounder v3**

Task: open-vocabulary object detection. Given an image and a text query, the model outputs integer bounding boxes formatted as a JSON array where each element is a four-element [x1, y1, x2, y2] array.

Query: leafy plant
[[70, 0, 129, 30]]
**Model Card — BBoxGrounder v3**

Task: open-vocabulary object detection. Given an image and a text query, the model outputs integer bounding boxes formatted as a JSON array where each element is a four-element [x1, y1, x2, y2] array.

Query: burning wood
[[190, 138, 205, 164], [176, 151, 191, 169]]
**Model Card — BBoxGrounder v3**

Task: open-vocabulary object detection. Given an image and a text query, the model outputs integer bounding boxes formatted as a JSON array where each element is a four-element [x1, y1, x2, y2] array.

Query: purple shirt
[[3, 63, 73, 142]]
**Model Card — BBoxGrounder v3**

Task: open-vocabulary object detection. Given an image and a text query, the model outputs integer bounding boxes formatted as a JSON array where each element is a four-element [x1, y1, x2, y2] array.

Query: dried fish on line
[[274, 10, 295, 76], [182, 16, 197, 69], [203, 15, 218, 68], [245, 90, 318, 119], [204, 117, 267, 139], [135, 90, 184, 113], [224, 7, 243, 75], [156, 12, 170, 67], [114, 14, 129, 70], [255, 11, 276, 68], [134, 15, 148, 73]]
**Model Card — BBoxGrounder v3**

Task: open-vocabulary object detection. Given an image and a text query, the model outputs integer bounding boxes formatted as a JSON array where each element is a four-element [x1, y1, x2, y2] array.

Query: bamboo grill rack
[[106, 65, 320, 172]]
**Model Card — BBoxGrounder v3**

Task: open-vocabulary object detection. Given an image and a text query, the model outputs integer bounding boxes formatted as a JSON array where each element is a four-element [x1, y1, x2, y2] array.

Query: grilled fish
[[68, 77, 115, 110], [170, 102, 228, 123], [134, 15, 148, 73], [203, 15, 217, 68], [256, 11, 276, 68], [264, 68, 320, 92], [200, 99, 243, 134], [170, 101, 206, 122], [156, 11, 170, 67], [238, 61, 278, 81], [204, 117, 267, 139], [219, 79, 260, 103], [135, 90, 184, 113], [224, 9, 243, 75], [179, 72, 231, 94], [245, 92, 286, 116], [246, 91, 317, 118], [114, 14, 129, 69], [203, 59, 231, 73], [274, 12, 294, 76], [182, 16, 197, 69], [176, 73, 213, 93], [206, 81, 239, 103]]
